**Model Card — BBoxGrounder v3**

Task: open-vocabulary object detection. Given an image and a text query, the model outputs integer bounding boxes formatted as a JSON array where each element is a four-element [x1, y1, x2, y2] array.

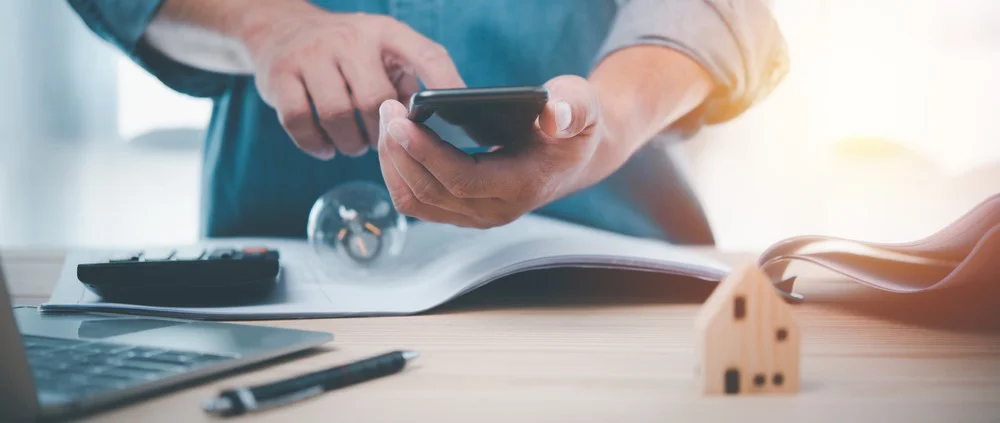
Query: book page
[[42, 214, 729, 319]]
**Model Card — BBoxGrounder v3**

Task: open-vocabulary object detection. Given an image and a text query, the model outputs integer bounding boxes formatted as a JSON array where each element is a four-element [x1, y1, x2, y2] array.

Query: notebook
[[41, 193, 1000, 320]]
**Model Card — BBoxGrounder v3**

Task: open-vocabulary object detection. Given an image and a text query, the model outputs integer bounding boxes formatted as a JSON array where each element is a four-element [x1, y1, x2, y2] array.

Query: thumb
[[538, 75, 599, 140]]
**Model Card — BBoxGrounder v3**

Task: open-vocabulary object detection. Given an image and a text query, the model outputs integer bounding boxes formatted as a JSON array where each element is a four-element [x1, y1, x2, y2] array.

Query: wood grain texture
[[2, 248, 999, 423], [695, 263, 800, 395]]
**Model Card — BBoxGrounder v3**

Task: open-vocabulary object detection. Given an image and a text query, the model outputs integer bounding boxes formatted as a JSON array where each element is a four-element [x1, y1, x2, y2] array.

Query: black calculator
[[77, 247, 281, 305]]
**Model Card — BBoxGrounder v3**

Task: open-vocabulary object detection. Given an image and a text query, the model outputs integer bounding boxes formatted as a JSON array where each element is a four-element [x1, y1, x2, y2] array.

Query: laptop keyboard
[[24, 335, 237, 398]]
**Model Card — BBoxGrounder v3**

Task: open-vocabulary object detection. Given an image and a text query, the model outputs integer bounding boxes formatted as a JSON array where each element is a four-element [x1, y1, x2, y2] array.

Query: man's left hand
[[376, 75, 606, 228]]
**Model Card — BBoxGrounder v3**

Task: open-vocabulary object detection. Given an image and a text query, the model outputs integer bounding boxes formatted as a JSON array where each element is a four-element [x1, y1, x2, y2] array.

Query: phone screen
[[407, 86, 548, 147]]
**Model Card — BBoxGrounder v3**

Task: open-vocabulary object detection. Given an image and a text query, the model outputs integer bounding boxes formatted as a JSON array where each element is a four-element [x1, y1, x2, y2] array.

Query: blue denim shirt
[[67, 0, 787, 243]]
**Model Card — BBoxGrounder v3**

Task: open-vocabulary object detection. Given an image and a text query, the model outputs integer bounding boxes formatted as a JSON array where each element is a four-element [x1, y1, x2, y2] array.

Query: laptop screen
[[0, 253, 10, 307], [0, 254, 42, 419]]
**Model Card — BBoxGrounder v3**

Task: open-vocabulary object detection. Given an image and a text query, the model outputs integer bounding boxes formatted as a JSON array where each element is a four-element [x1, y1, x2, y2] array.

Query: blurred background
[[1, 0, 999, 251]]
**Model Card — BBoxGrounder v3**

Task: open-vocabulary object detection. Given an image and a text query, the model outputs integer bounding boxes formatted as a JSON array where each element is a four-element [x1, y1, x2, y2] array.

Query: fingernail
[[555, 101, 572, 134], [387, 120, 409, 149], [315, 148, 336, 161], [379, 101, 392, 131]]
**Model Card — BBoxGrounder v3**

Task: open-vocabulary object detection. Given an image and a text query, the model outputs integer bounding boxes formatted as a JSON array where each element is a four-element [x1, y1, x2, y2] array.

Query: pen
[[202, 350, 419, 417]]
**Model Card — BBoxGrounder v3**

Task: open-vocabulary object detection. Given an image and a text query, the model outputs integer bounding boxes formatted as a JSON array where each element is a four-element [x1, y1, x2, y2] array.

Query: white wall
[[674, 0, 1000, 249]]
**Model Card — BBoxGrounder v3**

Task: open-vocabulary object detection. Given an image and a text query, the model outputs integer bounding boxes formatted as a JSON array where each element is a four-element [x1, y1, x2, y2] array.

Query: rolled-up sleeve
[[66, 0, 231, 98], [597, 0, 789, 126]]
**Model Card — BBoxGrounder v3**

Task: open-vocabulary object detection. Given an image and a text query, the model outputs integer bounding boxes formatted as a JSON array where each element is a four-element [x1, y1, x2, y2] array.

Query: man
[[68, 0, 787, 244]]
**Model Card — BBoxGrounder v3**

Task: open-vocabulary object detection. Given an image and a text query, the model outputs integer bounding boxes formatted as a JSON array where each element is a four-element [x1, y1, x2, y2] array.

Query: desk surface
[[3, 248, 1000, 422]]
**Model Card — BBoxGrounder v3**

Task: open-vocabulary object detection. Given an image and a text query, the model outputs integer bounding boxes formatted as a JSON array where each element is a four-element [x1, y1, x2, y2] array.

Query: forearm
[[142, 0, 312, 74], [579, 45, 714, 186]]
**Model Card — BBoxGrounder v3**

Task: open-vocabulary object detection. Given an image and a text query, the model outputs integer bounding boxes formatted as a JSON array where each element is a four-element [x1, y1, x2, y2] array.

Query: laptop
[[0, 253, 333, 421]]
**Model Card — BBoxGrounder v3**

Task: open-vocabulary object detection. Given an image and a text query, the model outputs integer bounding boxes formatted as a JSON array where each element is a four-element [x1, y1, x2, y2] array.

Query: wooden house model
[[694, 264, 800, 395]]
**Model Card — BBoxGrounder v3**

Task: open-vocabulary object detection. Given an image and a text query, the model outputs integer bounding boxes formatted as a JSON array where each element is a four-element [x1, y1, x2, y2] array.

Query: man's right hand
[[233, 2, 465, 159]]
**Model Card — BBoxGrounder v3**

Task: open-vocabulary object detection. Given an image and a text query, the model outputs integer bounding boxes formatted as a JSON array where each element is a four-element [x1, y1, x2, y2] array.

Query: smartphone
[[407, 86, 549, 147]]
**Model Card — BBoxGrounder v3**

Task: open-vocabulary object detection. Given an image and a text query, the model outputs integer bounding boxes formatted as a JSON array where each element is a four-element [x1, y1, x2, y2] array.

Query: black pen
[[202, 350, 419, 417]]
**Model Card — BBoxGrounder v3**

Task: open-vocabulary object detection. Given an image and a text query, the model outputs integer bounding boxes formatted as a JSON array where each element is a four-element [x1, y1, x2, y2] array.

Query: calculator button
[[172, 248, 206, 261], [108, 252, 143, 262], [241, 247, 274, 259], [140, 249, 176, 261], [209, 249, 237, 260]]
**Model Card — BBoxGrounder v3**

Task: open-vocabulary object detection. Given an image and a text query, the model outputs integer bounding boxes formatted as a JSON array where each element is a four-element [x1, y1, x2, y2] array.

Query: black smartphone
[[407, 86, 549, 146]]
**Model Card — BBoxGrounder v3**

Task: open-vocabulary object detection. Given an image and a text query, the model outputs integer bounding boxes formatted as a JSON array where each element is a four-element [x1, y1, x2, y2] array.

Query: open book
[[42, 193, 1000, 320]]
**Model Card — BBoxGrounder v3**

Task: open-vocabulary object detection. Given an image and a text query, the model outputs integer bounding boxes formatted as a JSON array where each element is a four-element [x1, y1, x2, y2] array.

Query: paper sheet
[[759, 193, 1000, 293]]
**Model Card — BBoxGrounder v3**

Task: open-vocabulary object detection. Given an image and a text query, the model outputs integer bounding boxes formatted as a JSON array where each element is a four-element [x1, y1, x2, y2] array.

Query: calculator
[[77, 247, 281, 305]]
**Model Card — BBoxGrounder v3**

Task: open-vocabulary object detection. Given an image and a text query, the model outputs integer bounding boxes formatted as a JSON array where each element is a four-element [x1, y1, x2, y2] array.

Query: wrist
[[555, 111, 630, 198], [145, 0, 312, 74], [589, 45, 713, 147], [234, 0, 311, 53], [588, 70, 673, 159], [595, 100, 642, 161], [577, 96, 642, 181]]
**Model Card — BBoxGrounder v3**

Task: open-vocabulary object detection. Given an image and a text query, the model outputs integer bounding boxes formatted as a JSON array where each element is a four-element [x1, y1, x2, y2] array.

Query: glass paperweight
[[307, 181, 407, 268]]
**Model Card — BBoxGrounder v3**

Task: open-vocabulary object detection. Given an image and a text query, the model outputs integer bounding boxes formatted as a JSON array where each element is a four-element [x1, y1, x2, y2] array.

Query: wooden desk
[[3, 249, 1000, 422]]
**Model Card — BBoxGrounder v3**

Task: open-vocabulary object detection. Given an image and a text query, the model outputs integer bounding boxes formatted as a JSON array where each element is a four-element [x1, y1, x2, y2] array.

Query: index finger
[[380, 21, 465, 89]]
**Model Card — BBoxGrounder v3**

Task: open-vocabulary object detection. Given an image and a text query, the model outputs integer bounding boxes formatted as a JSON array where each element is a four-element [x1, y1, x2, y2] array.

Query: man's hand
[[375, 44, 715, 230], [238, 3, 464, 159], [146, 0, 465, 160], [376, 75, 604, 228]]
